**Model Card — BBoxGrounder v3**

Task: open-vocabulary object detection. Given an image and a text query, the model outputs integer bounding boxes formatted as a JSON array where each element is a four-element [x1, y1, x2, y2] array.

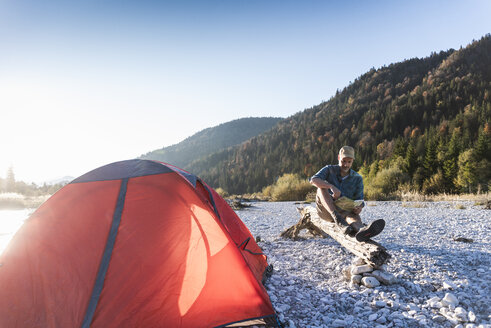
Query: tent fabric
[[0, 160, 279, 328]]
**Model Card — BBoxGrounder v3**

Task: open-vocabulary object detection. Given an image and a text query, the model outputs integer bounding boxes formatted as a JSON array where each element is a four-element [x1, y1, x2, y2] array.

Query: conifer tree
[[404, 144, 417, 176], [6, 166, 15, 193], [423, 138, 437, 178], [442, 131, 462, 192], [475, 128, 490, 161]]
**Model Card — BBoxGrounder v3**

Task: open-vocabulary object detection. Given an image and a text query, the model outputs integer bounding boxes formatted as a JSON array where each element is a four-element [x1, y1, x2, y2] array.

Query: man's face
[[338, 155, 354, 174]]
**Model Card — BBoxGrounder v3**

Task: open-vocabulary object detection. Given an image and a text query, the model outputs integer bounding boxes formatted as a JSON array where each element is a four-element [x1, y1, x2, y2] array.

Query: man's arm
[[310, 177, 341, 199]]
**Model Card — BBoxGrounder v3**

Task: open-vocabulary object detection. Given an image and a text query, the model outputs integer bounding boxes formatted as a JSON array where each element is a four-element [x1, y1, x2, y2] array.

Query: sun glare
[[0, 210, 30, 255]]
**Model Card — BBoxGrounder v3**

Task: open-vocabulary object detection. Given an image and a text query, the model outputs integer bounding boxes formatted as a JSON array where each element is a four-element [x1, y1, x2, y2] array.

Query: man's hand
[[352, 206, 362, 215], [330, 185, 341, 200]]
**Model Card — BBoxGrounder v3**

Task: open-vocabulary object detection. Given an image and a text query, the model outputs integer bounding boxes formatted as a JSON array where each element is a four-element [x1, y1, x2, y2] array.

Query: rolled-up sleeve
[[310, 166, 329, 182]]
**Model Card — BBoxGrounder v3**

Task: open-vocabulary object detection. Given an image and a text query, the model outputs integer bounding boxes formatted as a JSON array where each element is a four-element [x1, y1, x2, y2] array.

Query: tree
[[423, 139, 437, 178], [6, 166, 15, 192], [404, 144, 417, 176], [475, 159, 491, 192], [442, 130, 462, 192], [455, 149, 478, 193], [475, 128, 490, 161]]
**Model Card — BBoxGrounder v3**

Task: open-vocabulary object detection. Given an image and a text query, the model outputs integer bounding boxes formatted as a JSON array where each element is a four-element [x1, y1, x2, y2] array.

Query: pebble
[[371, 270, 397, 285], [427, 296, 441, 308], [455, 307, 468, 322], [442, 293, 459, 307], [443, 280, 458, 290], [277, 304, 290, 312], [468, 311, 476, 322], [351, 264, 374, 275], [351, 274, 362, 284], [362, 276, 380, 288], [235, 201, 490, 328], [432, 315, 446, 323], [332, 319, 345, 327], [368, 313, 378, 321]]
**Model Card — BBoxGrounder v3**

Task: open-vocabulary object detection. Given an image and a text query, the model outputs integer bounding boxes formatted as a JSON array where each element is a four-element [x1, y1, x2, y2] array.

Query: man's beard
[[340, 167, 349, 173]]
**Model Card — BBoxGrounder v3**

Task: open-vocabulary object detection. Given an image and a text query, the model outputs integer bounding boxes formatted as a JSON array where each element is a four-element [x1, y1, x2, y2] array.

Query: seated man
[[310, 146, 385, 242]]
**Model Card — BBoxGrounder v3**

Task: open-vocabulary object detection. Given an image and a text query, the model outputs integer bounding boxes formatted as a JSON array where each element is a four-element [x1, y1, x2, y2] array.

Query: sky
[[0, 0, 490, 184]]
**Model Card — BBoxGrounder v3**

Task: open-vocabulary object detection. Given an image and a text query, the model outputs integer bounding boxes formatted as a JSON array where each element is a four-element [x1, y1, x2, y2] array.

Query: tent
[[0, 159, 280, 327]]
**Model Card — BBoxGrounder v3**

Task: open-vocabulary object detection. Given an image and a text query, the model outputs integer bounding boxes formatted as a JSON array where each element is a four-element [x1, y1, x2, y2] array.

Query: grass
[[226, 193, 269, 201], [226, 190, 491, 207], [398, 191, 491, 202]]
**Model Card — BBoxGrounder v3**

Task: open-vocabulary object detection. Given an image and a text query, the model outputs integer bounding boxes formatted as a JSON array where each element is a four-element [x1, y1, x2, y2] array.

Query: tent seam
[[80, 178, 129, 328]]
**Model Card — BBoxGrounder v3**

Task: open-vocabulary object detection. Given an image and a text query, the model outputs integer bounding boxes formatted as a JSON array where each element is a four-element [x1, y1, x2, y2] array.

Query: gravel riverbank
[[236, 201, 490, 328]]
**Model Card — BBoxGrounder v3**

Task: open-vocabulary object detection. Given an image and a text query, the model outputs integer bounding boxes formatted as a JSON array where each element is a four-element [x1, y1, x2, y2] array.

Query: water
[[0, 209, 31, 254]]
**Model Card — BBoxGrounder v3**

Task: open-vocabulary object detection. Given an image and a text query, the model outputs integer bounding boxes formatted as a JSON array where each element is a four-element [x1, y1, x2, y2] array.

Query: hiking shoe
[[347, 224, 357, 237], [355, 219, 385, 242]]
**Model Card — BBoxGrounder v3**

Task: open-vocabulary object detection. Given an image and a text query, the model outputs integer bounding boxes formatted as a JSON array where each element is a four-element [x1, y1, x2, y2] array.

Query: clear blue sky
[[1, 0, 490, 183]]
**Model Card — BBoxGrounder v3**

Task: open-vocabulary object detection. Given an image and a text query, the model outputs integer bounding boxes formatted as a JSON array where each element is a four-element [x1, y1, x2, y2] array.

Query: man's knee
[[316, 188, 334, 203], [315, 189, 335, 222]]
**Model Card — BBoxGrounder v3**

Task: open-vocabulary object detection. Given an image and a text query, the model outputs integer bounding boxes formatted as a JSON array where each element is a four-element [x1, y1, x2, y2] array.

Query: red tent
[[0, 160, 279, 327]]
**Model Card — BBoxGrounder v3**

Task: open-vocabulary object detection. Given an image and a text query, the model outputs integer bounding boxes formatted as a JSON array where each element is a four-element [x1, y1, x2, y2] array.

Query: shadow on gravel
[[386, 243, 490, 269], [384, 241, 490, 303]]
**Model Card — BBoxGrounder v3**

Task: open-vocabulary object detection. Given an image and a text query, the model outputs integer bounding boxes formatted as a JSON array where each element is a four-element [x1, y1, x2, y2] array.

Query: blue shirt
[[310, 165, 364, 200]]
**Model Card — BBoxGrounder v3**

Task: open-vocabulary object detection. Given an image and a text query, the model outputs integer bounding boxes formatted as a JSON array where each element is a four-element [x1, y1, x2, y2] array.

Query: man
[[310, 146, 385, 242]]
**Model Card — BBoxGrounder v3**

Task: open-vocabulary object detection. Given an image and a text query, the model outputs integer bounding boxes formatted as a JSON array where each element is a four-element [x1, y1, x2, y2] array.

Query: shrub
[[455, 149, 478, 193], [305, 190, 317, 203], [422, 169, 446, 194], [214, 187, 229, 198], [262, 173, 314, 201], [364, 166, 409, 200]]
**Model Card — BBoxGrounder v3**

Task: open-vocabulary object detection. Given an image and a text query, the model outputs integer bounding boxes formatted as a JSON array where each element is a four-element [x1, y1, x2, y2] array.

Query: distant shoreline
[[0, 193, 50, 211], [0, 191, 489, 211]]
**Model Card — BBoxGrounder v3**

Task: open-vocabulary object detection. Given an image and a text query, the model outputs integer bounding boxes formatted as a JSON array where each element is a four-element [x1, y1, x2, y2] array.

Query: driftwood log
[[281, 206, 391, 267]]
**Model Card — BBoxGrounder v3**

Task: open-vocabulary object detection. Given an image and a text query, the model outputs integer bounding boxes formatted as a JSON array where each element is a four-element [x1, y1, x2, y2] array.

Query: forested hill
[[187, 35, 491, 196], [140, 117, 283, 168]]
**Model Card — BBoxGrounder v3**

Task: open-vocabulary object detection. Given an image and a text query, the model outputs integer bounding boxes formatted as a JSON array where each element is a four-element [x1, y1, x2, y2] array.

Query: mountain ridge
[[186, 34, 491, 195], [140, 117, 283, 168]]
